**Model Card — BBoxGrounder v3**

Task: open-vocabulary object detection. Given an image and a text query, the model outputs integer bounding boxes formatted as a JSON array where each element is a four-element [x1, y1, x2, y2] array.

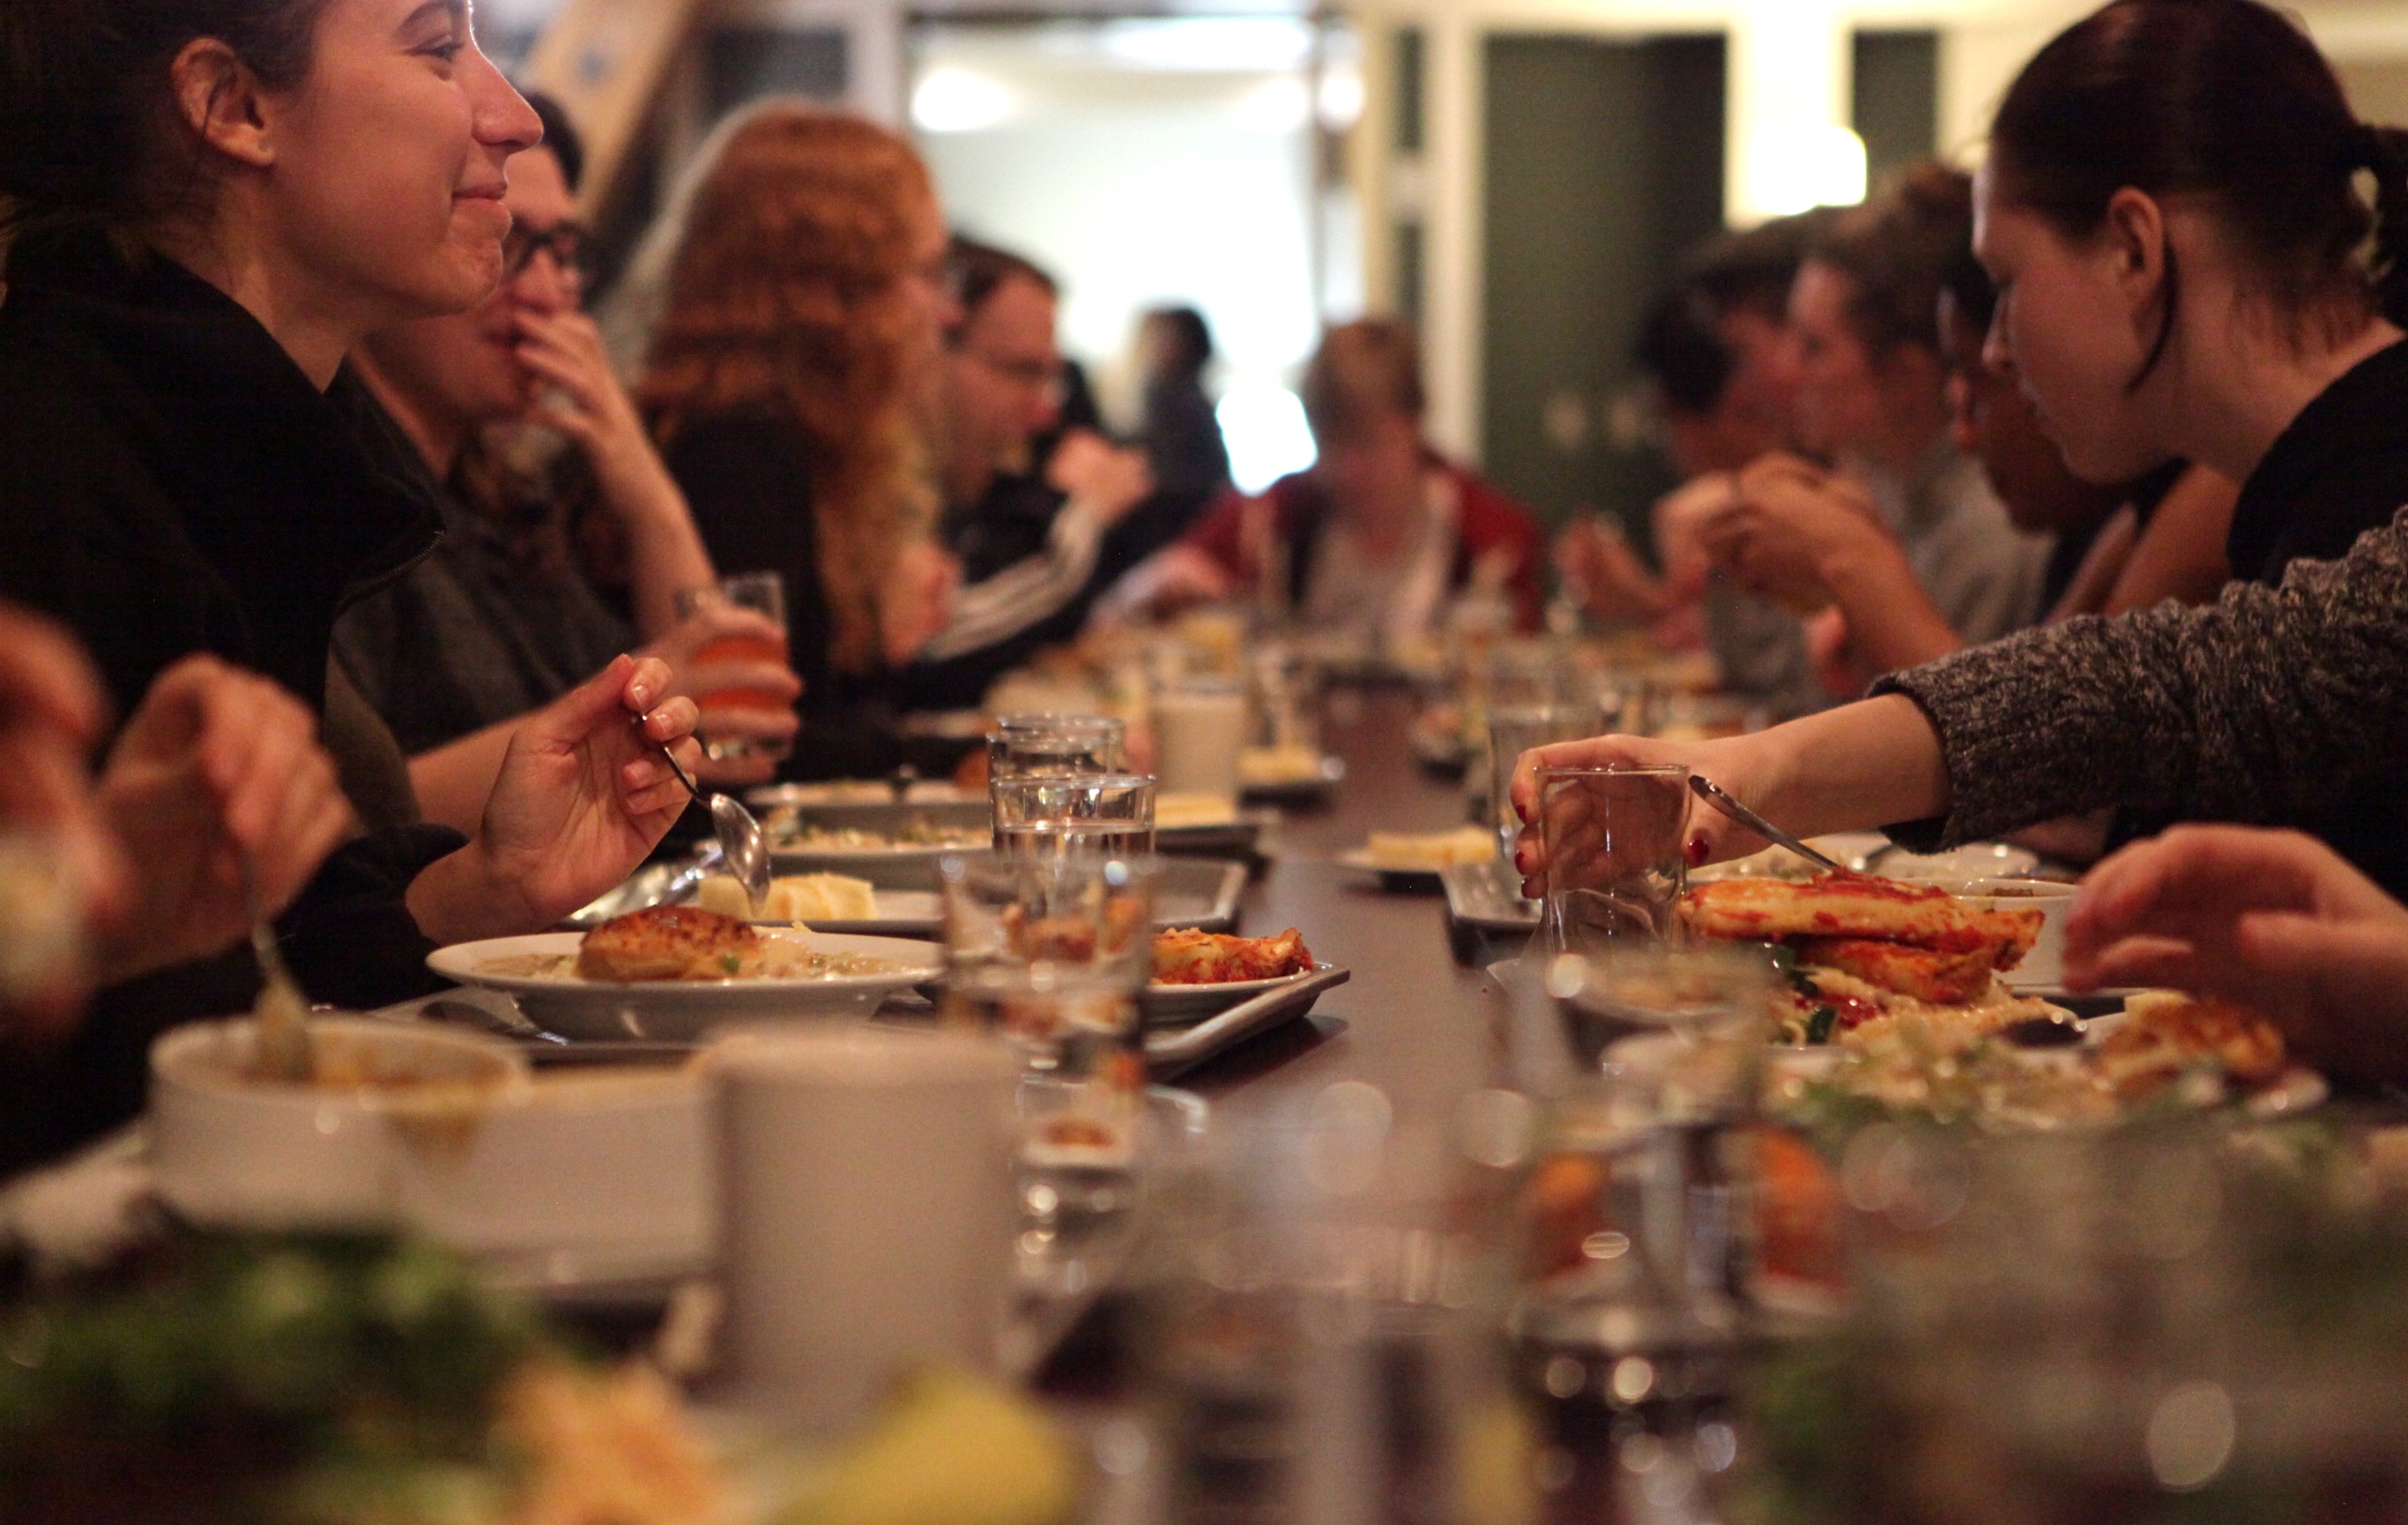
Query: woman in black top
[[1517, 0, 2408, 901], [0, 0, 705, 1169], [640, 107, 962, 780]]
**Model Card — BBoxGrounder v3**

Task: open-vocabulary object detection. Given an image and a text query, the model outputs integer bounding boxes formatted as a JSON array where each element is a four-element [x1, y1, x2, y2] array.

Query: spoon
[[243, 861, 315, 1081], [1687, 775, 1845, 874], [635, 713, 773, 910]]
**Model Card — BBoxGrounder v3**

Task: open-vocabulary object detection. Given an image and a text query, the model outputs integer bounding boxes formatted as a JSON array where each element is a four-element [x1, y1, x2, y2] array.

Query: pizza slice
[[1682, 874, 2041, 964], [1153, 927, 1316, 985]]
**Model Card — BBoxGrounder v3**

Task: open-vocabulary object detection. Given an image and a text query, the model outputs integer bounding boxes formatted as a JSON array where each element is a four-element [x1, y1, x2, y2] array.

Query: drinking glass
[[987, 713, 1128, 781], [1510, 945, 1773, 1356], [1533, 763, 1691, 954], [940, 853, 1160, 1290], [1486, 703, 1600, 867], [673, 569, 792, 763], [990, 772, 1156, 859]]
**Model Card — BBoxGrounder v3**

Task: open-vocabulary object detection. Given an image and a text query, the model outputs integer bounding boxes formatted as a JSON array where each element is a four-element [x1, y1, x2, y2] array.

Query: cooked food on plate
[[1240, 743, 1327, 786], [1680, 873, 2049, 1045], [477, 906, 905, 984], [2096, 992, 2288, 1102], [1156, 792, 1241, 829], [762, 808, 987, 851], [1153, 926, 1315, 985], [1364, 825, 1494, 872], [695, 871, 878, 922]]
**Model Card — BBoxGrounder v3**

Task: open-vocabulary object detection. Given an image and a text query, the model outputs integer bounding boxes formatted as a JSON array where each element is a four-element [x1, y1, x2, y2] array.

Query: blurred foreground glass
[[987, 713, 1128, 780], [1533, 763, 1691, 954], [1248, 644, 1322, 754], [940, 854, 1158, 1290], [0, 830, 86, 1018], [673, 569, 792, 764], [990, 772, 1156, 859], [1141, 1085, 1536, 1525], [1508, 946, 1773, 1359]]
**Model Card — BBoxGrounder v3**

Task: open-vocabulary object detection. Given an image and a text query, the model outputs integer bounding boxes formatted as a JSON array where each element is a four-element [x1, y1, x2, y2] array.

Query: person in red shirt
[[1116, 319, 1543, 636]]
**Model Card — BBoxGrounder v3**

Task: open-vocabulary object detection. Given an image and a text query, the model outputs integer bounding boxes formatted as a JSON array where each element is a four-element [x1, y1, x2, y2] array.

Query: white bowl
[[1946, 875, 2077, 988], [150, 1017, 527, 1230], [152, 1017, 713, 1273]]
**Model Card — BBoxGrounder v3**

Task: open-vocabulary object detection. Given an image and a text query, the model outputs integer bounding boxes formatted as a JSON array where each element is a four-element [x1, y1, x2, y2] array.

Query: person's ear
[[2101, 186, 2169, 323], [169, 39, 278, 171]]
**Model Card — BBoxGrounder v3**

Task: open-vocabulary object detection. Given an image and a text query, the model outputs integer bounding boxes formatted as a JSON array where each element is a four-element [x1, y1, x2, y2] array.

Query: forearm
[[602, 458, 717, 638], [404, 839, 540, 947], [407, 723, 517, 835], [1755, 694, 1951, 838], [1816, 535, 1964, 675], [921, 501, 1107, 662]]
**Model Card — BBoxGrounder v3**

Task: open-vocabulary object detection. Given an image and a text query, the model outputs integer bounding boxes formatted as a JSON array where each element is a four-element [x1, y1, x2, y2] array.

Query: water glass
[[1533, 763, 1691, 954], [990, 771, 1156, 859], [987, 713, 1128, 780], [940, 854, 1160, 1287], [673, 569, 792, 763], [1486, 703, 1600, 866]]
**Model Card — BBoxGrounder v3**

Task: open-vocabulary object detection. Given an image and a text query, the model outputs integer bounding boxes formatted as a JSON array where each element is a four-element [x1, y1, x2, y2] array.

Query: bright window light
[[1745, 122, 1867, 217], [911, 68, 1017, 134], [1218, 383, 1317, 495]]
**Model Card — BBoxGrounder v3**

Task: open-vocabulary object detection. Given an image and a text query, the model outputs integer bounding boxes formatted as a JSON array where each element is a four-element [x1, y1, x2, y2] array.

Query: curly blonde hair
[[640, 106, 940, 673]]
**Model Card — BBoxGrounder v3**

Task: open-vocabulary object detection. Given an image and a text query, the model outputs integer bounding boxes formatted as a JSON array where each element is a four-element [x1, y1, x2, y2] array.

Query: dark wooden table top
[[1171, 683, 1514, 1132]]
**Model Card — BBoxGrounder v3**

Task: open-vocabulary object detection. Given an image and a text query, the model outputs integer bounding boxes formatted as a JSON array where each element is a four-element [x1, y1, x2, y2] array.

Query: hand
[[1507, 733, 1777, 899], [639, 606, 802, 786], [92, 656, 356, 985], [881, 540, 962, 666], [409, 656, 700, 942], [1652, 473, 1740, 601], [0, 607, 126, 1033], [1125, 547, 1237, 620], [511, 308, 680, 517], [1553, 517, 1668, 624], [2064, 825, 2408, 1086], [1045, 429, 1155, 528], [1703, 455, 1887, 611]]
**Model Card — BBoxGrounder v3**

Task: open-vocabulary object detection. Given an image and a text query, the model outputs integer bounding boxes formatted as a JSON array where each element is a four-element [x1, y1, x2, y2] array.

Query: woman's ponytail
[[2360, 123, 2408, 326]]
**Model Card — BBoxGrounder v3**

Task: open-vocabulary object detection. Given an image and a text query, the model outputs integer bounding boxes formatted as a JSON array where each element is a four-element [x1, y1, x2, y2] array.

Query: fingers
[[0, 605, 109, 746], [621, 734, 705, 816], [2065, 826, 2313, 967]]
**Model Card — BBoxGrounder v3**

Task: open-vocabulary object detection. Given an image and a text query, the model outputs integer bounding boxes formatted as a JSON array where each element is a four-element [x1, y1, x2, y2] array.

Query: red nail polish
[[1685, 836, 1710, 867]]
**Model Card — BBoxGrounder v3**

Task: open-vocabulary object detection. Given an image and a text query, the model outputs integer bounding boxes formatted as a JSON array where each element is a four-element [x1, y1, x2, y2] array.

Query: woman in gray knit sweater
[[1519, 0, 2408, 903]]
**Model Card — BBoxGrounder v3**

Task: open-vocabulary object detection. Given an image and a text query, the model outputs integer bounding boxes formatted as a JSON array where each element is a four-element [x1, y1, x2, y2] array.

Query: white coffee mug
[[1151, 683, 1248, 800], [710, 1027, 1019, 1431]]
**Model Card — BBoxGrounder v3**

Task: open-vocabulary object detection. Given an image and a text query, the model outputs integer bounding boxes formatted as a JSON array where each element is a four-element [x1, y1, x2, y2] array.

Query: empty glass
[[990, 772, 1156, 859], [1486, 704, 1600, 866], [1532, 763, 1691, 954]]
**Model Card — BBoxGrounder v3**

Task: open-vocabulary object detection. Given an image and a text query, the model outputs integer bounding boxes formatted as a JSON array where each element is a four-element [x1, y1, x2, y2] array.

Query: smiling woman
[[0, 0, 705, 1176]]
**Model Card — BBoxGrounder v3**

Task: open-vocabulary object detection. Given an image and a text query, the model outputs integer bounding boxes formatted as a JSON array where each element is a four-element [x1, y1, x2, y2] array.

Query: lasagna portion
[[578, 905, 762, 981], [1679, 874, 2048, 1045], [1152, 927, 1316, 986], [2096, 992, 2287, 1101]]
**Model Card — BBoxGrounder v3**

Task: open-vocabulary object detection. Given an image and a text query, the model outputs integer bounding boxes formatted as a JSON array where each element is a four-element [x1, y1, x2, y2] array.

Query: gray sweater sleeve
[[1870, 507, 2408, 848]]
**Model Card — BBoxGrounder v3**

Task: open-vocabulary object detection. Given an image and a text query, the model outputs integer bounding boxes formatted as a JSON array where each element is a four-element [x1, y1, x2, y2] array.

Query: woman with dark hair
[[0, 0, 704, 1169], [1136, 304, 1230, 504], [1517, 0, 2408, 908]]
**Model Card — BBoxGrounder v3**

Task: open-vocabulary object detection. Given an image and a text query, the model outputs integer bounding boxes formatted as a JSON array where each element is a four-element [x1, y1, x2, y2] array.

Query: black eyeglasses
[[503, 221, 591, 283]]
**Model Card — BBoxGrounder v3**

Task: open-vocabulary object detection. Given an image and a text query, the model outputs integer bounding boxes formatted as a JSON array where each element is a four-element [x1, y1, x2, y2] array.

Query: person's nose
[[468, 48, 544, 156]]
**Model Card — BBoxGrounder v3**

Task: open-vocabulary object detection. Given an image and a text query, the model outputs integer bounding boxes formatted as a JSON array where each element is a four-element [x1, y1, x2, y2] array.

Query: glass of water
[[989, 772, 1156, 859], [987, 714, 1128, 781], [940, 852, 1160, 1291], [1533, 763, 1691, 954]]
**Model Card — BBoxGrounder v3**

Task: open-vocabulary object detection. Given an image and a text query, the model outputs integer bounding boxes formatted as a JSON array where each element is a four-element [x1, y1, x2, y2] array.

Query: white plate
[[1334, 847, 1454, 892], [427, 930, 941, 1042], [743, 890, 943, 938], [1142, 963, 1342, 1023], [1240, 755, 1345, 803]]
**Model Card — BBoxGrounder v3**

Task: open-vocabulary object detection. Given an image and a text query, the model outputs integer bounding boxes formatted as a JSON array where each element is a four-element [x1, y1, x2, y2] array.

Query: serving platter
[[1144, 963, 1350, 1077], [427, 930, 942, 1042], [1141, 962, 1344, 1025]]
